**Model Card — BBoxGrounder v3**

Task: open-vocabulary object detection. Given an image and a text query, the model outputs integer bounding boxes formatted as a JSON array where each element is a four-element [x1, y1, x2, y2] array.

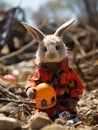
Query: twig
[[0, 85, 19, 100], [0, 98, 36, 107], [67, 33, 86, 57], [77, 49, 98, 60], [84, 79, 98, 91], [0, 39, 36, 62]]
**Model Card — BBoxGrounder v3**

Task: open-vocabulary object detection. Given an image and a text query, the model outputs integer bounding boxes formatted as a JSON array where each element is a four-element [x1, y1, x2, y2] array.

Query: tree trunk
[[82, 0, 98, 28]]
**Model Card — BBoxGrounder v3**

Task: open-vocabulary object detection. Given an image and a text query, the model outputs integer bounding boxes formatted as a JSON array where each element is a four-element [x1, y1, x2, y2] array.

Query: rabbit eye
[[43, 47, 47, 52], [56, 46, 59, 50]]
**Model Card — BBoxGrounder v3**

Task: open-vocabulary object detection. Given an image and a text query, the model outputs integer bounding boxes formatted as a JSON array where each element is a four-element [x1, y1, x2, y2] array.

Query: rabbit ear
[[54, 19, 75, 37], [22, 22, 45, 41]]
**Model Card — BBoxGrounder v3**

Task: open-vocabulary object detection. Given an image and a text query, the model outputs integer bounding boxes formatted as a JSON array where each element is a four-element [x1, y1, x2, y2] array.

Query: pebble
[[0, 116, 21, 130], [28, 112, 52, 129]]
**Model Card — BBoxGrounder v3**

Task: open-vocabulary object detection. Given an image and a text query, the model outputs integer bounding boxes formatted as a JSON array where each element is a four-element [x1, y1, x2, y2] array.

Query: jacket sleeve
[[25, 70, 42, 91], [69, 69, 84, 101]]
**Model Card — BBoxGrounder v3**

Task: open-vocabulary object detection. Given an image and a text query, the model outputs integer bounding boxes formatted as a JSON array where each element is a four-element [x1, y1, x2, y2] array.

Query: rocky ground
[[0, 59, 98, 130]]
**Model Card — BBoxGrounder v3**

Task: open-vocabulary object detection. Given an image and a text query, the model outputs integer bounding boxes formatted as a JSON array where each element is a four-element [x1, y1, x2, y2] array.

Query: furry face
[[22, 19, 75, 63], [36, 35, 68, 63]]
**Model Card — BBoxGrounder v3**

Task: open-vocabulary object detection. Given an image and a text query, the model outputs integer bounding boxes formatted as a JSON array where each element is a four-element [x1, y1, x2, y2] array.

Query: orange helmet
[[35, 83, 56, 109]]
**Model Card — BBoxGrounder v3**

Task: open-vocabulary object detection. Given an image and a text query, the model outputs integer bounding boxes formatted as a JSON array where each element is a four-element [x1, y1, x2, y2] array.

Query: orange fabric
[[25, 58, 84, 117]]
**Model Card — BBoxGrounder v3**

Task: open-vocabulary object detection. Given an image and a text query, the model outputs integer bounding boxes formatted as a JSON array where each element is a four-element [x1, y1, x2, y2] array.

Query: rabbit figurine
[[22, 19, 84, 118]]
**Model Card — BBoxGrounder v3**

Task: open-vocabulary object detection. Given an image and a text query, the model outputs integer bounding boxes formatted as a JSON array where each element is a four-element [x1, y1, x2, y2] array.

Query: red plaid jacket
[[25, 58, 84, 117]]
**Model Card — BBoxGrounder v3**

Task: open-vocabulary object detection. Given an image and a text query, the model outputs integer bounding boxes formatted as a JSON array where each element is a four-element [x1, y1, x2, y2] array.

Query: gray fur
[[22, 19, 75, 64]]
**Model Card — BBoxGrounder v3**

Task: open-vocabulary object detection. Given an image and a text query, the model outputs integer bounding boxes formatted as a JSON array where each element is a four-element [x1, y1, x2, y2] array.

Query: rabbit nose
[[48, 51, 57, 59]]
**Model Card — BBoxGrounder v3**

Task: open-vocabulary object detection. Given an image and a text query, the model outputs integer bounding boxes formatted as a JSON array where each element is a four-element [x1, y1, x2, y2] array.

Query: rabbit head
[[22, 19, 75, 63]]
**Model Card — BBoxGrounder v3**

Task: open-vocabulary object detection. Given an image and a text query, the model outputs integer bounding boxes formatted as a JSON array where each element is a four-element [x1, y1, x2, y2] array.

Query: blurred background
[[1, 0, 98, 26], [0, 1, 98, 129], [0, 0, 98, 88]]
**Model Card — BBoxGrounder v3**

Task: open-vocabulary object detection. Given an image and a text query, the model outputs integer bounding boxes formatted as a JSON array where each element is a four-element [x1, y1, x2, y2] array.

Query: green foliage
[[33, 0, 98, 28], [33, 0, 78, 25]]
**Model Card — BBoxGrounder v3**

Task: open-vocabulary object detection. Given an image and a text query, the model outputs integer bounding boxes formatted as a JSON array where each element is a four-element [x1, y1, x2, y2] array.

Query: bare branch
[[0, 39, 36, 62], [0, 98, 35, 107]]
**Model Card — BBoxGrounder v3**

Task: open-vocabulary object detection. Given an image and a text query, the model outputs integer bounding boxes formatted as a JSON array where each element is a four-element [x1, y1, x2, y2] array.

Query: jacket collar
[[34, 58, 69, 73]]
